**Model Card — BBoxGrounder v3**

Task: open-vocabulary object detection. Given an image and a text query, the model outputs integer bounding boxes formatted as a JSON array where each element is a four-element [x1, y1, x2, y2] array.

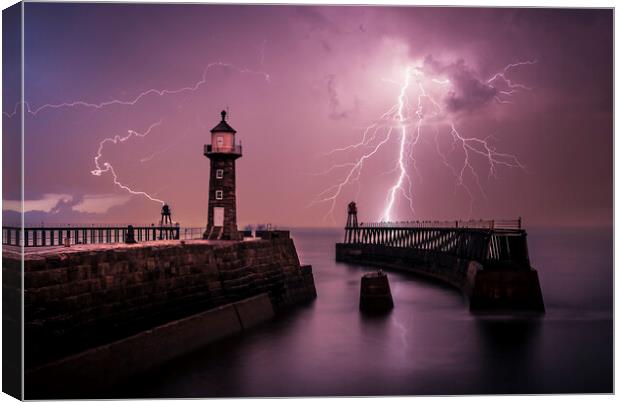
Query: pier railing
[[358, 218, 522, 230], [2, 225, 181, 247], [2, 226, 281, 247], [343, 218, 529, 267]]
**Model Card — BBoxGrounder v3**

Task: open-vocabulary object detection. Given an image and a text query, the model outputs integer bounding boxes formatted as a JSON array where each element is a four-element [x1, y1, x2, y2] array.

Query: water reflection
[[471, 317, 543, 393]]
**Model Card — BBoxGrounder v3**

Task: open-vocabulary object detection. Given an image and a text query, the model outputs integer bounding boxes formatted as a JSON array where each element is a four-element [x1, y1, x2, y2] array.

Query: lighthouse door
[[214, 207, 225, 227]]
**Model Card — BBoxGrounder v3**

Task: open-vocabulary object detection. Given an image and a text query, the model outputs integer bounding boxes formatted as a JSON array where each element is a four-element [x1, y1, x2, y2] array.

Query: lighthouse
[[204, 110, 242, 240]]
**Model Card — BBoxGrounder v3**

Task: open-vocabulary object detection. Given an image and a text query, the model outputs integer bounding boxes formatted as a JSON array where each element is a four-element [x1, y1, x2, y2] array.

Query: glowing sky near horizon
[[2, 4, 613, 227]]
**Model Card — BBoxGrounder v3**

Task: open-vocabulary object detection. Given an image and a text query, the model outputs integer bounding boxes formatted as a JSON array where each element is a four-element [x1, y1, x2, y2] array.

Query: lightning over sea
[[312, 59, 533, 223]]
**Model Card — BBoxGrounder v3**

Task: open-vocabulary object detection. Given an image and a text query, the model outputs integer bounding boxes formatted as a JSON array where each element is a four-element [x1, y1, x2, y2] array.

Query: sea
[[118, 226, 613, 397]]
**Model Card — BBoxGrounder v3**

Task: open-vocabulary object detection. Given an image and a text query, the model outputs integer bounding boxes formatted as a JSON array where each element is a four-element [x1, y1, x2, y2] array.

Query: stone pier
[[3, 233, 316, 398]]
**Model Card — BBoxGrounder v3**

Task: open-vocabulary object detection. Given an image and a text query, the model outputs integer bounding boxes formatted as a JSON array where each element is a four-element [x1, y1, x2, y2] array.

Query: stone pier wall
[[26, 294, 276, 399], [336, 243, 472, 288], [9, 237, 316, 371]]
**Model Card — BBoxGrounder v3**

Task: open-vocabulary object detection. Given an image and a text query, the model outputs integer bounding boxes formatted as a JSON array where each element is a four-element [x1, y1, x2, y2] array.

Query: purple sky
[[2, 5, 613, 228]]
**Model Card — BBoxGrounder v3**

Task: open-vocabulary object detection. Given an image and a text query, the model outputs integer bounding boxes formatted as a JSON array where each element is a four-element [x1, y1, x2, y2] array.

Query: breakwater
[[3, 233, 316, 397], [335, 221, 544, 311]]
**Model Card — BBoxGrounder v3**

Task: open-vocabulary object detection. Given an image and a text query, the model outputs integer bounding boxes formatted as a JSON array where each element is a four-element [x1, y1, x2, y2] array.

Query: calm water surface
[[119, 227, 612, 396]]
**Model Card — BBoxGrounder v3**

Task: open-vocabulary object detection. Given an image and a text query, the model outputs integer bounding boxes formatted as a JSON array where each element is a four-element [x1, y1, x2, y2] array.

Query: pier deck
[[4, 237, 260, 258]]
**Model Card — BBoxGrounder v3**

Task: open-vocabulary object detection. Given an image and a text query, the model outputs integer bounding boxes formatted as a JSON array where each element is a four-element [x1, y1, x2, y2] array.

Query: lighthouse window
[[216, 137, 224, 147], [216, 169, 224, 179], [215, 190, 223, 200]]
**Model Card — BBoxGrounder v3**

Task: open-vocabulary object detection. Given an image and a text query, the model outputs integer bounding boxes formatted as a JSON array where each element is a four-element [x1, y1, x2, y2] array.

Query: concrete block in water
[[465, 263, 545, 311], [359, 271, 394, 313]]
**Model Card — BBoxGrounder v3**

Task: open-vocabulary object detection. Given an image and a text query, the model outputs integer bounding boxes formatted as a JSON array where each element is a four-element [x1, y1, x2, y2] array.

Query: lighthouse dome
[[210, 110, 237, 134]]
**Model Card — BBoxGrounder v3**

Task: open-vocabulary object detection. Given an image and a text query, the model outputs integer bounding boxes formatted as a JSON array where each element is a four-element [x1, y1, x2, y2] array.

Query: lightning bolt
[[3, 61, 271, 118], [309, 126, 395, 220], [315, 59, 534, 222], [487, 60, 537, 102], [382, 66, 414, 222], [6, 59, 272, 215], [139, 147, 171, 164], [91, 121, 165, 205]]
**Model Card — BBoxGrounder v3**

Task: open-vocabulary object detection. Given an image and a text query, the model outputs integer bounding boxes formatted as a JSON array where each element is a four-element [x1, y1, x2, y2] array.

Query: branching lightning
[[314, 60, 534, 222], [92, 121, 165, 204], [6, 60, 271, 210], [382, 66, 415, 222]]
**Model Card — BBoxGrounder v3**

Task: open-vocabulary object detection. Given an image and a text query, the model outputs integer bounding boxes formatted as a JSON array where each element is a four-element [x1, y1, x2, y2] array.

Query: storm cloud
[[324, 74, 358, 120], [423, 56, 498, 113]]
